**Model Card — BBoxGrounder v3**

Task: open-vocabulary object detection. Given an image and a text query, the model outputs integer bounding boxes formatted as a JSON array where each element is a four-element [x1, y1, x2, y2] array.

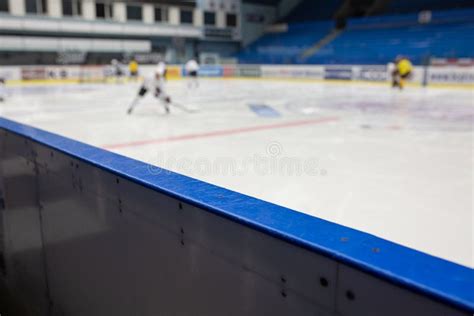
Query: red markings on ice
[[103, 117, 340, 150]]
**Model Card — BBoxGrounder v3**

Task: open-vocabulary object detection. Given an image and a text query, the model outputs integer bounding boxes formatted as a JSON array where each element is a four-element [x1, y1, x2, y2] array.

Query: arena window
[[25, 0, 37, 14], [76, 0, 81, 16], [154, 6, 168, 23], [62, 0, 81, 17], [204, 11, 216, 26], [226, 13, 237, 27], [96, 2, 113, 20], [180, 9, 194, 25], [96, 3, 105, 18], [0, 0, 8, 12], [127, 4, 142, 21], [25, 0, 47, 14]]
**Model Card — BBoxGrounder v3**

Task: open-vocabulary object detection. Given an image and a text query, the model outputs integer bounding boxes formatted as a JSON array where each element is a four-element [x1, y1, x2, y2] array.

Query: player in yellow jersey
[[129, 58, 139, 81], [391, 56, 413, 89]]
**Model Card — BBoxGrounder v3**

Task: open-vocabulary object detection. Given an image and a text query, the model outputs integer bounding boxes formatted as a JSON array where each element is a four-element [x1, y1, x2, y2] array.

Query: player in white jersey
[[127, 62, 170, 115], [0, 78, 6, 102], [185, 59, 200, 89], [110, 59, 124, 83], [154, 61, 168, 82]]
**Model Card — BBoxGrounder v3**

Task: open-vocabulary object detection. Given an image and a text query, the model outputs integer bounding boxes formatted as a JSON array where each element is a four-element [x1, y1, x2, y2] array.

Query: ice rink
[[1, 78, 472, 268]]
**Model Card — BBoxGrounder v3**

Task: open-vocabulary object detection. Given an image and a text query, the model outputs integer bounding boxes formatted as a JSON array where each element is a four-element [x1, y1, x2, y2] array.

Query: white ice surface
[[1, 78, 473, 267]]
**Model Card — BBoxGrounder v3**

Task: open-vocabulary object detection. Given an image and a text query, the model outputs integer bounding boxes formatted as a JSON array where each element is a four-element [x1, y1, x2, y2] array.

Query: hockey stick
[[127, 95, 141, 114], [170, 101, 199, 113]]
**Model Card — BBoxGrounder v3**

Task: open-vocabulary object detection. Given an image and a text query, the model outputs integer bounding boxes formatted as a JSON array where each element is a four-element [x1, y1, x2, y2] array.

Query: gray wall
[[0, 122, 470, 316], [241, 3, 278, 46]]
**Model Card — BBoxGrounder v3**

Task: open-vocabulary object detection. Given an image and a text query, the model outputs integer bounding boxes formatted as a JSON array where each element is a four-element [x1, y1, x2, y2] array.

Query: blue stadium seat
[[237, 21, 333, 64], [238, 8, 474, 65]]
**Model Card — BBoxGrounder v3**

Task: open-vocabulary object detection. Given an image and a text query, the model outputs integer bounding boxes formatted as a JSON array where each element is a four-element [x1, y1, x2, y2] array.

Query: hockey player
[[127, 62, 170, 115], [129, 58, 139, 81], [391, 56, 413, 89], [185, 58, 200, 89], [161, 61, 168, 81], [0, 78, 6, 102], [111, 59, 124, 83]]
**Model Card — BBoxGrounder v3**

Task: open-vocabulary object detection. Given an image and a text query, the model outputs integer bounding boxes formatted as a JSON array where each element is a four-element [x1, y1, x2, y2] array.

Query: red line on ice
[[103, 117, 340, 150]]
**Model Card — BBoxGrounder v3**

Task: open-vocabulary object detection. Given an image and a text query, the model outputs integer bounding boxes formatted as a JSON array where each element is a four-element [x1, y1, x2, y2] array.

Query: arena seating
[[237, 21, 333, 64], [237, 8, 474, 65]]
